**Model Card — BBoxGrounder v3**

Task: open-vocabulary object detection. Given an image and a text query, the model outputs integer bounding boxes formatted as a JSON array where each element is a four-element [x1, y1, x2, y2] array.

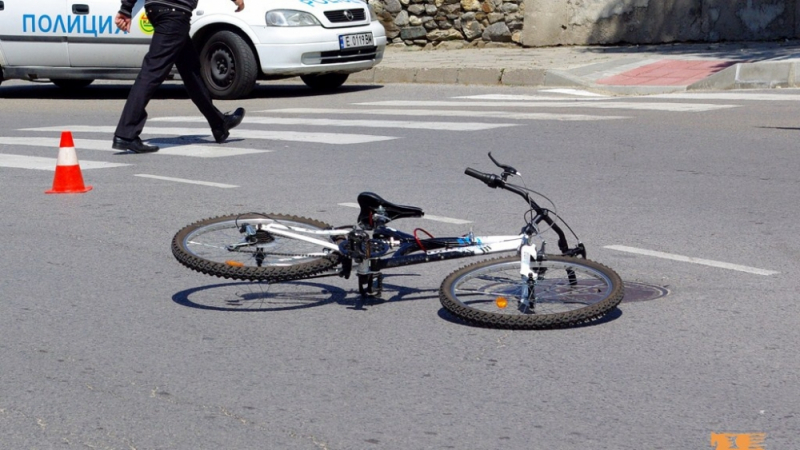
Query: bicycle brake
[[488, 152, 521, 180]]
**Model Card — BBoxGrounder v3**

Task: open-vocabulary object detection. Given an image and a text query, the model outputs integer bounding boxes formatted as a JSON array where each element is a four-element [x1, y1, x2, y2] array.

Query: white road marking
[[338, 203, 472, 224], [23, 126, 396, 145], [455, 93, 610, 101], [0, 137, 270, 158], [539, 89, 610, 97], [134, 174, 238, 189], [151, 116, 518, 131], [356, 100, 737, 112], [461, 92, 800, 102], [258, 108, 628, 121], [0, 153, 129, 170], [604, 245, 779, 276], [650, 92, 800, 101]]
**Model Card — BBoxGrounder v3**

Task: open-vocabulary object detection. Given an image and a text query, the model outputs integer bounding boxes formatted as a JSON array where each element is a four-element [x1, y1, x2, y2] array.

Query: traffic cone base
[[46, 131, 92, 194], [46, 165, 93, 194]]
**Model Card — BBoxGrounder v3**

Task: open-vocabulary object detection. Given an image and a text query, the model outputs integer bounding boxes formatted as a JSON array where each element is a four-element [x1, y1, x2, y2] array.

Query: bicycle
[[171, 153, 624, 329]]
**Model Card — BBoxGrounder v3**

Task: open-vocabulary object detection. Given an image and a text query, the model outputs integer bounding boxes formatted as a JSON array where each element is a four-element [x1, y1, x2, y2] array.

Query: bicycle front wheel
[[440, 255, 623, 329], [172, 213, 339, 282]]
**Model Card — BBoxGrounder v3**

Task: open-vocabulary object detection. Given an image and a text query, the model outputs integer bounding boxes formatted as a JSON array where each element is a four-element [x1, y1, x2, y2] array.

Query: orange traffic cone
[[46, 131, 92, 194]]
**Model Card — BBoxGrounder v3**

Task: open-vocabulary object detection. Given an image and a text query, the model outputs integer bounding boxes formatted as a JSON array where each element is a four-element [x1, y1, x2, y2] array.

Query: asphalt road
[[1, 79, 798, 449]]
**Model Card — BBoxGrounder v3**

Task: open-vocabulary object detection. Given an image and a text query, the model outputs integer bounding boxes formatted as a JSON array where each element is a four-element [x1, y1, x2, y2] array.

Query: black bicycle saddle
[[357, 192, 424, 229]]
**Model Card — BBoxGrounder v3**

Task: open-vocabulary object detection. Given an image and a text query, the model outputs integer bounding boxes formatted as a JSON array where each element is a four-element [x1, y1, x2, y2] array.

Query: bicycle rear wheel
[[440, 255, 623, 329], [172, 213, 339, 282]]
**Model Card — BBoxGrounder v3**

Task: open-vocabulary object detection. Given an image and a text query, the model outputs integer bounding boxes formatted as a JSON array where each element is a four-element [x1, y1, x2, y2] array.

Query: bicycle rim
[[172, 213, 339, 282], [440, 255, 623, 329]]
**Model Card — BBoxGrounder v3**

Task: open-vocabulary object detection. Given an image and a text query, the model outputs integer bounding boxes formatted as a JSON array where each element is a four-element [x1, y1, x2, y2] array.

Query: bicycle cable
[[413, 228, 434, 251], [510, 177, 559, 235]]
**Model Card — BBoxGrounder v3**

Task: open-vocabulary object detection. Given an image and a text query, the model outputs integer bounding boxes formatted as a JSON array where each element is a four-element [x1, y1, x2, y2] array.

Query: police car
[[0, 0, 386, 99]]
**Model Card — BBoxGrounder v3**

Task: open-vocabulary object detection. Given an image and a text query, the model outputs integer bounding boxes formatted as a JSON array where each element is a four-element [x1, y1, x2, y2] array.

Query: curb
[[350, 61, 800, 94], [350, 67, 580, 87], [688, 61, 800, 90]]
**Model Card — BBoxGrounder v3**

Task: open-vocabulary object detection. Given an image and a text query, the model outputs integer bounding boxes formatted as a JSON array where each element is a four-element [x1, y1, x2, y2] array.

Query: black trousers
[[115, 7, 224, 140]]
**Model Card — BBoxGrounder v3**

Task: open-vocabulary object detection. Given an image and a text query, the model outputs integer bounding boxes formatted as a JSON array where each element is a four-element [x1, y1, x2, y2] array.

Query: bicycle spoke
[[442, 256, 621, 324], [173, 213, 338, 282]]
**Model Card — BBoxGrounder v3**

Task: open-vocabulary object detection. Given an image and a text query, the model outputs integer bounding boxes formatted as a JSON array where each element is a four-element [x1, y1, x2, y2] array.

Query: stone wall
[[371, 0, 800, 48], [370, 0, 526, 47], [521, 0, 800, 47]]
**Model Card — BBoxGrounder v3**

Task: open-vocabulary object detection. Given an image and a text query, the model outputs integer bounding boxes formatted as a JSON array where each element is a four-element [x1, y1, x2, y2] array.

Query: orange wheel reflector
[[495, 296, 508, 309], [225, 260, 245, 267]]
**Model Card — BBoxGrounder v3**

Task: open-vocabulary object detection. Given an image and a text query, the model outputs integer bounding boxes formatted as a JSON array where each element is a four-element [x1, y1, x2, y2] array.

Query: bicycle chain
[[235, 249, 326, 258]]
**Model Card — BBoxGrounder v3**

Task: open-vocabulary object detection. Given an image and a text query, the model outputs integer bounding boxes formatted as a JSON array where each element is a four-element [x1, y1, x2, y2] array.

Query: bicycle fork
[[518, 237, 545, 312]]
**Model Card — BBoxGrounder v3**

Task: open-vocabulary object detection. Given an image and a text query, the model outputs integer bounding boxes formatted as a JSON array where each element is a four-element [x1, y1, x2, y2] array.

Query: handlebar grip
[[465, 168, 502, 188]]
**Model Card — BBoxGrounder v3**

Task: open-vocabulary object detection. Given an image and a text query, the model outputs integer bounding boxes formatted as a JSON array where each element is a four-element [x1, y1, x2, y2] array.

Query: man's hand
[[114, 13, 131, 32], [233, 0, 244, 12]]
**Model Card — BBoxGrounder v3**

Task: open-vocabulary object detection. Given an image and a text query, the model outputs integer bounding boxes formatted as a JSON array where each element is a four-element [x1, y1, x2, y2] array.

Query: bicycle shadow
[[172, 274, 624, 329], [172, 274, 438, 313], [172, 280, 348, 312], [342, 274, 440, 310]]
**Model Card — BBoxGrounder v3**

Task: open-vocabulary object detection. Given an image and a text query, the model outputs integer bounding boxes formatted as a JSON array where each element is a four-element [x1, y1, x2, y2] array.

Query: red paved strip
[[597, 59, 737, 86]]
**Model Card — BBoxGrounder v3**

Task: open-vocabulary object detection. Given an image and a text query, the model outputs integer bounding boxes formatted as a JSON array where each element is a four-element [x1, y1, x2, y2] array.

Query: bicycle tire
[[172, 213, 339, 282], [439, 255, 623, 329]]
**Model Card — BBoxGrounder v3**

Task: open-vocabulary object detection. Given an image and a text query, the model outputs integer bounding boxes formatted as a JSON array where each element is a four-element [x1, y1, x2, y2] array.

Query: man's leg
[[115, 12, 187, 140], [174, 37, 225, 130]]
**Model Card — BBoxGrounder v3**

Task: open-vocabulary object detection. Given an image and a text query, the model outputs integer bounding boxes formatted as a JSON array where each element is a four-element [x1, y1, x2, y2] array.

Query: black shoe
[[112, 136, 159, 153], [212, 107, 246, 144]]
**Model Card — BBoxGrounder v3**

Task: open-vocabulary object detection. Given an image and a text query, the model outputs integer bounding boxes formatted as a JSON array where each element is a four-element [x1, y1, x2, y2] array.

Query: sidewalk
[[350, 40, 800, 95]]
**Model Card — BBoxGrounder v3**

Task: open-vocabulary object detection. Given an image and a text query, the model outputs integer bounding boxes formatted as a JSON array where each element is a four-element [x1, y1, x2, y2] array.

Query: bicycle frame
[[253, 219, 531, 297], [257, 221, 525, 271]]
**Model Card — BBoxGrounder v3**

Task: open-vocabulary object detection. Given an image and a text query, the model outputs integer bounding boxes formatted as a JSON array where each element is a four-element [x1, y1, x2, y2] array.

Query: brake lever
[[488, 152, 521, 180]]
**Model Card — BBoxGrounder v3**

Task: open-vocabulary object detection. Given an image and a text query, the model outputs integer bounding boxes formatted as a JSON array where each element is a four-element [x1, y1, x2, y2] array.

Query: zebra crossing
[[0, 136, 270, 158], [1, 89, 792, 177]]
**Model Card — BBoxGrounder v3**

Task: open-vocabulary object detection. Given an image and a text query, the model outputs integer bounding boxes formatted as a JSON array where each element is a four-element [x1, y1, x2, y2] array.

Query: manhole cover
[[621, 281, 670, 303]]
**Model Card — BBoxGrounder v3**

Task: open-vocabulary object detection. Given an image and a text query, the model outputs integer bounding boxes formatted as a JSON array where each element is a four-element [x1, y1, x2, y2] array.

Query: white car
[[0, 0, 386, 99]]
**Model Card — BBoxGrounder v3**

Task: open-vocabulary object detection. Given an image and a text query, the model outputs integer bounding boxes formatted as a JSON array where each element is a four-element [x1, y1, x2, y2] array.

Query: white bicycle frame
[[260, 222, 544, 275]]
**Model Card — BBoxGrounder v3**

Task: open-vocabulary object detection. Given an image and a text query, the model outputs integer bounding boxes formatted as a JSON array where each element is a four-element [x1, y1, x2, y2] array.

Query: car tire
[[301, 73, 349, 91], [52, 79, 94, 90], [199, 30, 258, 100]]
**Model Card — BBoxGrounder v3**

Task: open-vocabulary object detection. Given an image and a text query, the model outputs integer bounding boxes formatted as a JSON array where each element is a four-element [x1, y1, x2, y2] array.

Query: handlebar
[[464, 165, 583, 257], [465, 167, 533, 208], [464, 167, 503, 188]]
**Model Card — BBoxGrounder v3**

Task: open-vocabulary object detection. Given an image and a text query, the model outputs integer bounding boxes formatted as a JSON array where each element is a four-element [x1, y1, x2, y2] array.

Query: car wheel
[[301, 73, 349, 91], [52, 79, 94, 90], [199, 30, 258, 100]]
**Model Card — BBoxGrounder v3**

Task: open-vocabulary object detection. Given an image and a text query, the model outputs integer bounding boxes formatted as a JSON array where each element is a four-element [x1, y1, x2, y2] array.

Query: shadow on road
[[758, 126, 800, 131], [172, 280, 347, 312], [0, 81, 383, 100], [172, 273, 437, 313]]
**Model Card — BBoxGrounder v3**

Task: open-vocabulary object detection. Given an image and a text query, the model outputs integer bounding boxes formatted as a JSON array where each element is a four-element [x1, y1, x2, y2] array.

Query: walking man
[[113, 0, 246, 153]]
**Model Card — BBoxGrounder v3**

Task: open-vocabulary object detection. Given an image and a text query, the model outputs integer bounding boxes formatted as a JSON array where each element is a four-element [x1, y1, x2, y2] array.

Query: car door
[[67, 0, 150, 67], [0, 0, 70, 67]]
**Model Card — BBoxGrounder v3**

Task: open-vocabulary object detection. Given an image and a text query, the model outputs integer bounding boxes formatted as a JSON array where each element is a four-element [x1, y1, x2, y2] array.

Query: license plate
[[339, 32, 373, 50]]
